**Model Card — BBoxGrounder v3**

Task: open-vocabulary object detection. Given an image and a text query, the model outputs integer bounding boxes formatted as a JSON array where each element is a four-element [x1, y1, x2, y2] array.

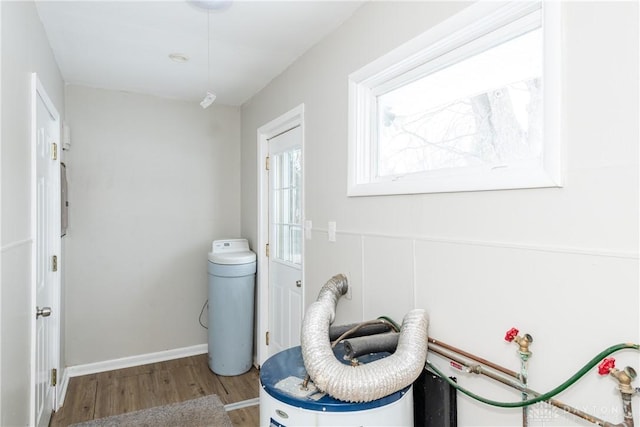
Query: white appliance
[[260, 346, 413, 426], [207, 238, 256, 376]]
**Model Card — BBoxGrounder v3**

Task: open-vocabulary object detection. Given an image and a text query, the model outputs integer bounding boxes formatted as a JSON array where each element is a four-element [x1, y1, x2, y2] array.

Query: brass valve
[[504, 327, 533, 359], [611, 366, 637, 395], [514, 333, 533, 355], [598, 357, 638, 395]]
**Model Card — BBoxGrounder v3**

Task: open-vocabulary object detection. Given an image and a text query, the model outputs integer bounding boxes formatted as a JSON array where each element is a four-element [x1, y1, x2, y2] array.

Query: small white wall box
[[62, 123, 71, 150]]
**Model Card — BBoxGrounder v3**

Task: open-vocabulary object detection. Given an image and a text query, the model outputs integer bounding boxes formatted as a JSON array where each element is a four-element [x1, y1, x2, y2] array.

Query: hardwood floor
[[50, 354, 260, 426]]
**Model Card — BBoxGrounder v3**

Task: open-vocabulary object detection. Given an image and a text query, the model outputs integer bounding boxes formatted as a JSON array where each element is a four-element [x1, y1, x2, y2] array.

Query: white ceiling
[[35, 1, 364, 106]]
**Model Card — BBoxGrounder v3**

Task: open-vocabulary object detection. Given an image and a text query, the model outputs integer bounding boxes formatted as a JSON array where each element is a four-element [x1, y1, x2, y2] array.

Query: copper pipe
[[522, 377, 528, 427], [620, 392, 634, 427], [428, 344, 613, 426], [429, 337, 520, 379]]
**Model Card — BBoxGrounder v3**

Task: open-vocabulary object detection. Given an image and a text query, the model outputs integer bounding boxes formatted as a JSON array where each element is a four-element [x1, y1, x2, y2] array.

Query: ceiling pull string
[[200, 8, 216, 109]]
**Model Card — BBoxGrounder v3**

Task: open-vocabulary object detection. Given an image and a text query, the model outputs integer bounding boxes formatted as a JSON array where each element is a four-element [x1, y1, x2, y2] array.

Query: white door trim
[[256, 104, 305, 367], [0, 4, 3, 421], [30, 73, 62, 425]]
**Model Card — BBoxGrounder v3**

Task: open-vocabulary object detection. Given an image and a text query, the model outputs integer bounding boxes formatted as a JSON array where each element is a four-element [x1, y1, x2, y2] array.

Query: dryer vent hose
[[300, 274, 428, 402]]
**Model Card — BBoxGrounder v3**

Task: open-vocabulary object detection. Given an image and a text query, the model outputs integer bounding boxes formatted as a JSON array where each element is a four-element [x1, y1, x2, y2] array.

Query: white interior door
[[32, 75, 60, 427], [268, 126, 303, 357]]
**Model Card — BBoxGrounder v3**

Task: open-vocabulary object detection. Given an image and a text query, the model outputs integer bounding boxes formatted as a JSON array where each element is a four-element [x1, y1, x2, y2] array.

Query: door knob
[[36, 306, 52, 318], [296, 280, 302, 288]]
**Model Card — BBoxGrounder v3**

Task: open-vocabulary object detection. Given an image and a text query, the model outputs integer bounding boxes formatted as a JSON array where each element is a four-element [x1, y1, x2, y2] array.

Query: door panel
[[34, 80, 59, 427], [268, 126, 303, 357]]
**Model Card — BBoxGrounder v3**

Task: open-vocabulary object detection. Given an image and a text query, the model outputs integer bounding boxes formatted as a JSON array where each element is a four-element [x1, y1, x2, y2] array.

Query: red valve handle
[[504, 327, 519, 342], [598, 357, 616, 375]]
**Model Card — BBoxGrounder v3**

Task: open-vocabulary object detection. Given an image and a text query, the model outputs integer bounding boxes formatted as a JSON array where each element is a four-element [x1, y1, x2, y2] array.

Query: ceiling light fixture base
[[200, 91, 217, 109], [188, 0, 232, 11]]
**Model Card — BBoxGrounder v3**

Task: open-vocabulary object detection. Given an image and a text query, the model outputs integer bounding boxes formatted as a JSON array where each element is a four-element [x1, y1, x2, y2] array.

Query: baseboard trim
[[224, 397, 260, 411], [65, 343, 208, 379]]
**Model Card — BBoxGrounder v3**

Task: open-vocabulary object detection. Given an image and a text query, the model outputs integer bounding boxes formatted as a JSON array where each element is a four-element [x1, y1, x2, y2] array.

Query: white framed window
[[348, 1, 561, 196]]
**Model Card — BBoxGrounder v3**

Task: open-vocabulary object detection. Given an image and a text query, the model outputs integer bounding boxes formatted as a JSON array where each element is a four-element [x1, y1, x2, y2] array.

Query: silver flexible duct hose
[[300, 274, 429, 403]]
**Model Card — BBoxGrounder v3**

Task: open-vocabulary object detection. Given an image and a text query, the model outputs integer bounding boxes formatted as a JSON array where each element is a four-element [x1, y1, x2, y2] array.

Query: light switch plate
[[328, 221, 336, 242], [304, 220, 313, 240]]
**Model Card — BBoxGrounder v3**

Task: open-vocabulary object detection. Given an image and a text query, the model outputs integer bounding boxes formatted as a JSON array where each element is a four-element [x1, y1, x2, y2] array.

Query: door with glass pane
[[268, 126, 302, 357]]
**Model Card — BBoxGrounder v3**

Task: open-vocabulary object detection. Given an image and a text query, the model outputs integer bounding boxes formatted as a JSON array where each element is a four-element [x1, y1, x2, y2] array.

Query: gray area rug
[[70, 394, 233, 427]]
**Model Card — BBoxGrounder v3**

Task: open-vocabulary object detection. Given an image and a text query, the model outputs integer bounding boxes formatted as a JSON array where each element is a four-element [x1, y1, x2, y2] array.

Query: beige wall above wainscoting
[[64, 85, 241, 366]]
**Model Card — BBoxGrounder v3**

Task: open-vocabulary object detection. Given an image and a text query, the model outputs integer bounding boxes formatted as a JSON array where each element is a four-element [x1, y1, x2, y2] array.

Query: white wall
[[241, 2, 639, 426], [0, 1, 65, 425], [64, 85, 241, 365]]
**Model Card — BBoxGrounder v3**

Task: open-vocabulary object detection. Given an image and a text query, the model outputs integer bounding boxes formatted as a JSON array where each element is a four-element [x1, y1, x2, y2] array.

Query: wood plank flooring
[[50, 354, 260, 427]]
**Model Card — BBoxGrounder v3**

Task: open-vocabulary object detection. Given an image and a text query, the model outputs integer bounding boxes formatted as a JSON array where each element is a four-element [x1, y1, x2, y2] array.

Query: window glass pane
[[272, 147, 302, 265], [281, 224, 289, 262], [291, 149, 301, 188], [291, 188, 300, 225], [282, 151, 290, 188], [276, 223, 284, 260], [377, 28, 542, 178], [282, 188, 291, 224], [273, 154, 282, 190]]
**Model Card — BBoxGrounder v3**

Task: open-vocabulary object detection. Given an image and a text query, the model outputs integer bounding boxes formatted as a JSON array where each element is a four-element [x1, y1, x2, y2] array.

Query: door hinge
[[51, 142, 58, 161], [266, 331, 270, 346], [265, 243, 270, 258], [51, 368, 57, 387], [51, 255, 58, 272], [265, 155, 270, 171]]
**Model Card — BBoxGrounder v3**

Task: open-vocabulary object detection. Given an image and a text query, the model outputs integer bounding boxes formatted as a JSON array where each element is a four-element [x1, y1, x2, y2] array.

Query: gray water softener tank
[[207, 239, 257, 376]]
